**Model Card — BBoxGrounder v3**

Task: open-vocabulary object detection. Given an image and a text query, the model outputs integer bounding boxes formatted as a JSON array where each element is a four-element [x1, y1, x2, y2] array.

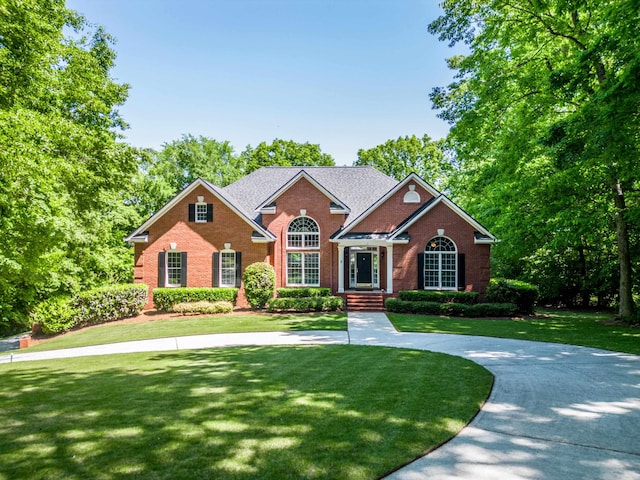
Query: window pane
[[287, 253, 303, 284], [196, 203, 208, 222], [426, 236, 456, 252], [304, 253, 319, 285], [167, 251, 182, 286], [221, 251, 235, 286], [288, 233, 303, 248], [303, 233, 319, 248]]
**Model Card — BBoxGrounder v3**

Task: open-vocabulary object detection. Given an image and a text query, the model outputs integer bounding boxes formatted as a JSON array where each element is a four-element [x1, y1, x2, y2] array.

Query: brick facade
[[128, 169, 494, 309]]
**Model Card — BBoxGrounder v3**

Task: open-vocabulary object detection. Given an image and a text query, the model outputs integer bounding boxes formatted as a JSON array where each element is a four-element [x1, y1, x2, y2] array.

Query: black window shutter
[[212, 252, 220, 287], [180, 252, 188, 286], [417, 253, 425, 290], [206, 203, 214, 222], [158, 252, 166, 287], [235, 252, 242, 287], [188, 204, 195, 222], [458, 253, 466, 290]]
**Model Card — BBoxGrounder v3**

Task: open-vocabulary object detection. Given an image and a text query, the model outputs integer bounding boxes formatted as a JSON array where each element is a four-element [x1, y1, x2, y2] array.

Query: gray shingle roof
[[222, 166, 398, 226]]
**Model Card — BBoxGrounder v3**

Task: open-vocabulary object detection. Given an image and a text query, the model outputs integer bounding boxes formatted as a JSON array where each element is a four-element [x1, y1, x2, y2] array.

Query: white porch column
[[386, 245, 393, 293], [337, 245, 345, 293]]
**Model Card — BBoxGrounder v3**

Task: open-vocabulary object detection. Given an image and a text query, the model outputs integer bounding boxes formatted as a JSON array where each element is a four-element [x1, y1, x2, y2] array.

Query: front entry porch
[[336, 243, 394, 294]]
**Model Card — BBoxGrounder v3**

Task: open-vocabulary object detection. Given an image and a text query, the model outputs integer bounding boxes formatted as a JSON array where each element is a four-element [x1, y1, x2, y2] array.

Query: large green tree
[[0, 0, 137, 334], [429, 0, 639, 318], [241, 139, 335, 173], [153, 134, 245, 191], [354, 134, 450, 187]]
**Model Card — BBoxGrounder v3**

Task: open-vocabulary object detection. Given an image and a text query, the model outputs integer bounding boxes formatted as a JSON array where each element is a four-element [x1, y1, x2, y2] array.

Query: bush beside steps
[[386, 298, 518, 318]]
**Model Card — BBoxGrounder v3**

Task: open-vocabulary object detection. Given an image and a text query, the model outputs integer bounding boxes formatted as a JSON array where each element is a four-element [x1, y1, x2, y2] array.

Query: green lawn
[[388, 308, 640, 354], [23, 313, 347, 352], [0, 345, 492, 480]]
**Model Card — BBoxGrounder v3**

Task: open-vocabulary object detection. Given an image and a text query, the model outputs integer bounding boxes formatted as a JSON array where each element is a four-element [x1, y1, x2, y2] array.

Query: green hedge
[[398, 290, 480, 305], [486, 278, 539, 314], [172, 301, 234, 315], [276, 287, 332, 298], [74, 284, 148, 328], [32, 284, 149, 335], [31, 296, 77, 335], [266, 296, 344, 313], [385, 298, 518, 318], [153, 288, 238, 311]]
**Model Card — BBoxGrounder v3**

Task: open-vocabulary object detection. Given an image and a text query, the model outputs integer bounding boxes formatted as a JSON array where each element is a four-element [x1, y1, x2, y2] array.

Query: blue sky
[[66, 0, 458, 165]]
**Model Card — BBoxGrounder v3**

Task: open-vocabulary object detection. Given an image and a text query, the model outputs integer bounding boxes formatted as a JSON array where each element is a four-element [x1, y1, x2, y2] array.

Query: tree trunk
[[612, 180, 635, 319]]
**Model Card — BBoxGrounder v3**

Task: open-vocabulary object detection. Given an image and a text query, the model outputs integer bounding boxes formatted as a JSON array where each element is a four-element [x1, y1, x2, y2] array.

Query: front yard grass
[[0, 345, 492, 480], [388, 308, 640, 355], [22, 313, 347, 352]]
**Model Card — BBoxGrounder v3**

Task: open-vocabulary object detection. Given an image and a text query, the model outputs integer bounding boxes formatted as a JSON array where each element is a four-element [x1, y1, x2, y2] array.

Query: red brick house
[[126, 166, 496, 309]]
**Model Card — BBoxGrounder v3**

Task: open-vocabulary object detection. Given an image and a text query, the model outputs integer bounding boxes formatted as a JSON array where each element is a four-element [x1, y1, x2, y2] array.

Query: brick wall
[[392, 201, 491, 295], [260, 177, 345, 292], [354, 183, 434, 232], [133, 185, 270, 308]]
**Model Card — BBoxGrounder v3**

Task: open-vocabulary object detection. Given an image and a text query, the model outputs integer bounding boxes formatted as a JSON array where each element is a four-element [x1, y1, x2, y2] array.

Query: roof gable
[[388, 194, 496, 243], [222, 166, 398, 224], [125, 178, 275, 243], [333, 172, 439, 239], [256, 170, 350, 213]]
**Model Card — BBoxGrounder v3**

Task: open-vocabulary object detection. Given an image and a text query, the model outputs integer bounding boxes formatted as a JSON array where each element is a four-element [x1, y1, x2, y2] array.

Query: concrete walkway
[[1, 312, 639, 479]]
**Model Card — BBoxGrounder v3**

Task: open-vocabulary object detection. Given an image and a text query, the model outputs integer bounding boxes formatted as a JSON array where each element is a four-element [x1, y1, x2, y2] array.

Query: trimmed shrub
[[266, 296, 344, 313], [243, 262, 276, 309], [172, 301, 234, 315], [439, 302, 471, 317], [385, 298, 442, 315], [153, 288, 238, 311], [32, 285, 149, 335], [276, 287, 331, 298], [385, 298, 518, 318], [74, 284, 148, 328], [31, 296, 77, 335], [486, 278, 539, 314], [398, 290, 480, 305], [470, 303, 518, 318]]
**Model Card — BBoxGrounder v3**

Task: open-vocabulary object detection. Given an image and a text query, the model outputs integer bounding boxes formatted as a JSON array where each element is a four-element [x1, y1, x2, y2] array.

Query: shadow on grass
[[0, 345, 491, 480]]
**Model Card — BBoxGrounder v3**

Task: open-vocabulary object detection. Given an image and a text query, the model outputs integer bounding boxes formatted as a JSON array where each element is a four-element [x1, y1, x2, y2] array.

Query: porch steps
[[346, 293, 385, 312]]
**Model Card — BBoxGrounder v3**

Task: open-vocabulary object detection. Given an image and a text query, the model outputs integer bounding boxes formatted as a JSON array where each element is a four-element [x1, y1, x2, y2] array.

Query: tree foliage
[[355, 134, 450, 187], [429, 0, 640, 317], [242, 138, 335, 173], [0, 0, 138, 334]]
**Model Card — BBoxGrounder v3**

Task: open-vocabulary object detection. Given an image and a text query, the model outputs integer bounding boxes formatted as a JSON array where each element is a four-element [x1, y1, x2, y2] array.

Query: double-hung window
[[286, 217, 320, 286], [166, 251, 183, 287], [220, 250, 236, 287], [195, 203, 208, 223]]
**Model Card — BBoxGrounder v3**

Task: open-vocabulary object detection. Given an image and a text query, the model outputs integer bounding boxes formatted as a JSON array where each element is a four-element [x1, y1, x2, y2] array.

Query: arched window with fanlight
[[286, 216, 320, 286], [421, 236, 458, 289]]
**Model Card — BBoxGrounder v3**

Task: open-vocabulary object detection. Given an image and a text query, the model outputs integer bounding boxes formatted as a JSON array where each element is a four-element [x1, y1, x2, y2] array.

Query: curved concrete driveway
[[348, 313, 640, 480], [2, 312, 639, 479]]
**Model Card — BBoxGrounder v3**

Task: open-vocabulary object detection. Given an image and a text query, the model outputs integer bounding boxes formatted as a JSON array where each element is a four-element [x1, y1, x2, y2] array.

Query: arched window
[[287, 216, 319, 249], [424, 236, 457, 289], [287, 217, 320, 286]]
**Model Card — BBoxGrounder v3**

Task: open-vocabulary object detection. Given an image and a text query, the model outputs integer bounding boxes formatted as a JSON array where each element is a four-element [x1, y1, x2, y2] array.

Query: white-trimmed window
[[287, 252, 320, 286], [195, 202, 208, 223], [167, 251, 183, 287], [286, 216, 320, 286], [220, 250, 236, 287], [424, 237, 457, 289], [287, 216, 320, 249]]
